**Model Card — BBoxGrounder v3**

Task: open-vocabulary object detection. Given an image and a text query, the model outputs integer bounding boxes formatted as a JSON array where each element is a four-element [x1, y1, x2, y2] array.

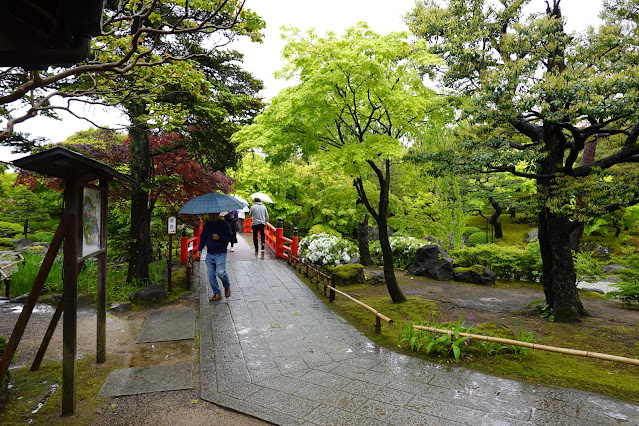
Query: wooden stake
[[31, 297, 64, 371]]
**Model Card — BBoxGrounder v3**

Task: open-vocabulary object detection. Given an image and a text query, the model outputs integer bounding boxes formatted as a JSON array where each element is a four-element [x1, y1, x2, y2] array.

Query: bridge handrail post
[[276, 217, 284, 258]]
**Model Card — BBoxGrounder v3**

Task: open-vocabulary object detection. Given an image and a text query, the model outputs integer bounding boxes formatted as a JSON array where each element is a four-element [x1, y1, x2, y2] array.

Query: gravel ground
[[0, 297, 268, 425]]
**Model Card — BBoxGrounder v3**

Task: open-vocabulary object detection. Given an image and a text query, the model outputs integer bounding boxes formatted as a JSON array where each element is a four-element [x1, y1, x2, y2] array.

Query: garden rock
[[41, 294, 62, 306], [453, 265, 496, 286], [325, 264, 365, 286], [602, 264, 627, 273], [128, 285, 166, 304], [406, 245, 454, 281], [11, 238, 35, 249], [10, 293, 29, 304], [77, 294, 95, 308], [583, 242, 613, 260], [109, 302, 131, 313], [366, 271, 386, 286], [348, 257, 361, 264], [524, 229, 538, 242]]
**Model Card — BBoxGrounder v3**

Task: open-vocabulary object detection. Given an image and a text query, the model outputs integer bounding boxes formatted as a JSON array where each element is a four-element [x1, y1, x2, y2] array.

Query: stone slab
[[99, 363, 193, 397], [137, 308, 195, 343]]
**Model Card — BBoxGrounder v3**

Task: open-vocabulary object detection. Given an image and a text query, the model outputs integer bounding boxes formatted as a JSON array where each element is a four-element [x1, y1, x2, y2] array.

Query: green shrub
[[451, 241, 542, 281], [298, 233, 358, 266], [0, 335, 6, 357], [467, 231, 492, 247], [574, 251, 606, 282], [307, 224, 342, 237], [30, 232, 55, 243], [609, 249, 639, 305], [0, 238, 13, 247], [369, 235, 426, 269], [0, 221, 23, 238], [462, 226, 481, 237]]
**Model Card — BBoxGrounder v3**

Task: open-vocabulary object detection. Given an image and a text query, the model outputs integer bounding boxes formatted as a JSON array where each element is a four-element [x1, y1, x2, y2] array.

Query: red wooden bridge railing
[[181, 216, 298, 263]]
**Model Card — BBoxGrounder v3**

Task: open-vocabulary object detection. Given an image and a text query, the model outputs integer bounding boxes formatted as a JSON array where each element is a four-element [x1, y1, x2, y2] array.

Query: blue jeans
[[205, 252, 230, 295]]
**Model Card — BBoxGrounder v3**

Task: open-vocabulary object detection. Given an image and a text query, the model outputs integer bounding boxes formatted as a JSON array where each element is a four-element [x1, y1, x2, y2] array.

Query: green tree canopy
[[406, 0, 639, 321], [234, 23, 446, 303]]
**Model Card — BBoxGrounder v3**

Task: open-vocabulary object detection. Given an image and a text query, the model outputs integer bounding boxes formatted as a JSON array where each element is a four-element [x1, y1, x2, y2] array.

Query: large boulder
[[406, 245, 454, 281], [453, 265, 496, 286], [325, 264, 365, 286], [366, 271, 386, 286], [128, 284, 166, 304]]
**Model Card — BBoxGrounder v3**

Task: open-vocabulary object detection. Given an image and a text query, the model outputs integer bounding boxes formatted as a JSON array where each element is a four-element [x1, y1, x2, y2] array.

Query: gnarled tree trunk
[[538, 124, 585, 322]]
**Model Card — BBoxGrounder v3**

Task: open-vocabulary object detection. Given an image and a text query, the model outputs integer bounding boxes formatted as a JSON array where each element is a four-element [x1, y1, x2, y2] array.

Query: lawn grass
[[299, 273, 639, 404]]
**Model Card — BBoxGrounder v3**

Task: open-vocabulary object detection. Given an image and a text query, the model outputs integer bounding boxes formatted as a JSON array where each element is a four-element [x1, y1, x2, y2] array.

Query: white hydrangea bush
[[298, 233, 358, 267], [369, 235, 426, 269]]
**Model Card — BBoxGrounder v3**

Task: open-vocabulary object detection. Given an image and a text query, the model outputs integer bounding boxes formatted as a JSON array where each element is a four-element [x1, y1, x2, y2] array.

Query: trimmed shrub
[[0, 221, 23, 238], [30, 232, 55, 243], [462, 226, 482, 237], [0, 238, 13, 248], [369, 235, 426, 269], [298, 233, 358, 266], [451, 241, 542, 281], [467, 232, 492, 247]]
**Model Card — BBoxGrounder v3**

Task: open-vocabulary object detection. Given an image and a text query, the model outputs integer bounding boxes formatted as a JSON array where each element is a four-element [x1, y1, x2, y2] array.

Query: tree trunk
[[538, 124, 585, 322], [487, 196, 503, 239], [538, 209, 585, 322], [126, 101, 152, 284], [357, 214, 373, 266], [377, 159, 406, 303]]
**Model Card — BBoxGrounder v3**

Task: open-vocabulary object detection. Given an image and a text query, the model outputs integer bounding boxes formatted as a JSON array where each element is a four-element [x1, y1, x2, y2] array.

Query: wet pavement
[[198, 235, 639, 425]]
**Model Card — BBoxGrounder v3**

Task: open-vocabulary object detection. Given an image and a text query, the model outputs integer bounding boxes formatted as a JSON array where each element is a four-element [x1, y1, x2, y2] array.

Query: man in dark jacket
[[196, 212, 233, 302]]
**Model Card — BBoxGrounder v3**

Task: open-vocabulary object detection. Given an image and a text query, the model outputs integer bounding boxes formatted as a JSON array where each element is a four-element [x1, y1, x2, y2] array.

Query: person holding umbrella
[[250, 197, 269, 252], [196, 212, 233, 302]]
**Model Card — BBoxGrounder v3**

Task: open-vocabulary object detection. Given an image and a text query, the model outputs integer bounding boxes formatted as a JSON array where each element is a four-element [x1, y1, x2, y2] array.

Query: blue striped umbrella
[[178, 192, 247, 214]]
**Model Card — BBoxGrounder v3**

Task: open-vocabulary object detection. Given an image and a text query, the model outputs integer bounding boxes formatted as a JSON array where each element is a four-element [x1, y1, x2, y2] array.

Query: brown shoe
[[209, 294, 222, 302], [225, 287, 231, 298]]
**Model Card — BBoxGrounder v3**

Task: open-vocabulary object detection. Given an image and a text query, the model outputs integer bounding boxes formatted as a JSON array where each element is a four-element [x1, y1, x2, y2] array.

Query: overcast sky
[[2, 0, 603, 162]]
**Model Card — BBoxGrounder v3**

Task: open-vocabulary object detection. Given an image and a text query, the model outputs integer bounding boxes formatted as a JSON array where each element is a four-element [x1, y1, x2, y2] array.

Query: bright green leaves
[[235, 23, 442, 167]]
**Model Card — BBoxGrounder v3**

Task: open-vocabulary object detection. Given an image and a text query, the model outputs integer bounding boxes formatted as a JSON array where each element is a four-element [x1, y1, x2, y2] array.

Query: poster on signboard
[[82, 187, 101, 257]]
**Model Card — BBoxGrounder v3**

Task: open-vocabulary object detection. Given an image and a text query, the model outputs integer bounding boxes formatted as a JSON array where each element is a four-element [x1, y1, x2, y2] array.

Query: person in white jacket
[[250, 198, 269, 252]]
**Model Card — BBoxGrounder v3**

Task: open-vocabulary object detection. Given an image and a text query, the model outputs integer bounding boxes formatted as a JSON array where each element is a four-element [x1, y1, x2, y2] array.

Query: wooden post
[[0, 218, 64, 386], [186, 251, 192, 291], [329, 273, 336, 302], [180, 227, 188, 264], [276, 218, 284, 259], [62, 171, 80, 416], [31, 298, 64, 371], [3, 277, 8, 298], [96, 180, 108, 364], [167, 234, 173, 292], [291, 227, 298, 263], [374, 315, 381, 334]]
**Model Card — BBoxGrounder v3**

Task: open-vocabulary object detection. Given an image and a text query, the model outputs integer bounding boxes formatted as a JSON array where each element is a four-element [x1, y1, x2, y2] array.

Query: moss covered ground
[[300, 272, 639, 404]]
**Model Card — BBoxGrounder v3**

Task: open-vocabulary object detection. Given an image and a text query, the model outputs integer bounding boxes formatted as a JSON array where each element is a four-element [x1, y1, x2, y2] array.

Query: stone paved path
[[198, 235, 639, 425]]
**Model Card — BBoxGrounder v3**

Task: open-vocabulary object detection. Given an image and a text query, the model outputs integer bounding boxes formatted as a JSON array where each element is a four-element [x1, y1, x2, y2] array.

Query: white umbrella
[[230, 194, 250, 206], [250, 192, 273, 203]]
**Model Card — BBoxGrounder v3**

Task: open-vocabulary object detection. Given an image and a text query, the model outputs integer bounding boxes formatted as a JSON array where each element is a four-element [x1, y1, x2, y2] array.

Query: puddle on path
[[130, 341, 196, 368]]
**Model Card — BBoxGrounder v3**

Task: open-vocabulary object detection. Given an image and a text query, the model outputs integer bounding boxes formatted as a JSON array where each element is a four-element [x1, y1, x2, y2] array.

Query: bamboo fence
[[413, 325, 639, 366]]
